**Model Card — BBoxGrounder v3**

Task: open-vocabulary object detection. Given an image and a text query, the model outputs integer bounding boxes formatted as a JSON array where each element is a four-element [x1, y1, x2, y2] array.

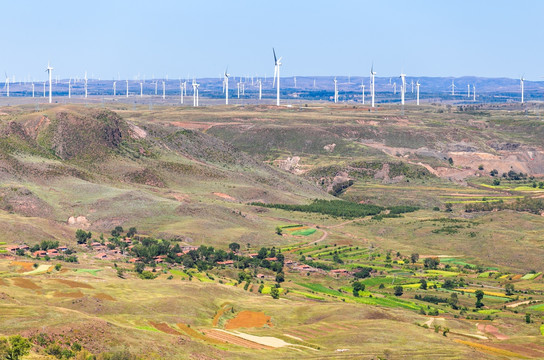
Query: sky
[[3, 0, 544, 81]]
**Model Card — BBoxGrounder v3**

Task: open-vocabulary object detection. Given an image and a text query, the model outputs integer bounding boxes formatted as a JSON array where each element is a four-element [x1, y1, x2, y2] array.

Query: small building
[[217, 260, 234, 265], [248, 253, 259, 258], [128, 258, 140, 263], [6, 246, 20, 253], [330, 269, 350, 276], [33, 250, 47, 257], [47, 249, 59, 256], [19, 245, 30, 251], [265, 257, 278, 261], [91, 242, 102, 247], [58, 246, 68, 252], [256, 273, 265, 279]]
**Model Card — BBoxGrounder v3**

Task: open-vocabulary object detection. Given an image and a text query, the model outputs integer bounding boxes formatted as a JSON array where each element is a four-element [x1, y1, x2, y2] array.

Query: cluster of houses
[[5, 244, 69, 258], [86, 238, 133, 261]]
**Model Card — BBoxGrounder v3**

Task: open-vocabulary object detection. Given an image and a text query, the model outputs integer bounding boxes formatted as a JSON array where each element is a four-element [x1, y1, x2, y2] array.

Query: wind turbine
[[126, 80, 129, 98], [154, 81, 158, 96], [32, 82, 35, 98], [467, 84, 470, 97], [400, 73, 406, 106], [69, 79, 72, 98], [370, 64, 376, 108], [473, 84, 476, 102], [520, 76, 525, 104], [237, 81, 240, 99], [43, 82, 46, 98], [140, 82, 143, 97], [360, 82, 365, 105], [162, 81, 165, 99], [84, 72, 88, 98], [46, 62, 53, 103], [4, 73, 9, 97], [258, 79, 262, 100], [180, 81, 184, 104], [224, 68, 230, 105], [411, 80, 414, 94], [416, 80, 420, 106], [393, 82, 397, 94], [192, 78, 199, 107], [334, 78, 338, 103], [273, 48, 282, 106], [113, 81, 116, 97], [450, 79, 456, 96], [294, 76, 297, 88]]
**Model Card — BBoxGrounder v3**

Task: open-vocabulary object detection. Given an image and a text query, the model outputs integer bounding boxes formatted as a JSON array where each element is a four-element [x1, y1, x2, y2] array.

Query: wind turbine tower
[[334, 78, 338, 103], [520, 76, 525, 104], [370, 65, 376, 108], [450, 80, 456, 96], [32, 82, 35, 98], [162, 81, 165, 99], [473, 85, 476, 102], [467, 84, 470, 97], [258, 79, 262, 100], [43, 82, 46, 97], [84, 72, 88, 98], [4, 74, 9, 97], [140, 82, 143, 97], [126, 80, 129, 98], [113, 81, 116, 97], [69, 79, 72, 98], [45, 63, 53, 103], [400, 73, 406, 106], [224, 69, 230, 105], [180, 82, 184, 104], [416, 80, 420, 106], [273, 48, 282, 106]]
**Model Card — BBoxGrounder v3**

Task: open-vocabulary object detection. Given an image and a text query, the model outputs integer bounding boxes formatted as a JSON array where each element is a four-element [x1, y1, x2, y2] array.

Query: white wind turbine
[[237, 81, 240, 99], [467, 84, 470, 97], [224, 68, 229, 105], [46, 62, 53, 103], [273, 48, 282, 106], [69, 79, 72, 98], [258, 79, 262, 100], [400, 73, 406, 105], [416, 80, 420, 106], [473, 84, 476, 101], [520, 76, 525, 104], [370, 64, 376, 108], [140, 82, 143, 97], [360, 82, 365, 105], [84, 72, 88, 98], [126, 80, 129, 98], [32, 82, 35, 98], [179, 81, 184, 104], [450, 79, 456, 96], [334, 77, 338, 103], [4, 73, 9, 97], [43, 82, 46, 97], [162, 81, 165, 99], [192, 78, 199, 107]]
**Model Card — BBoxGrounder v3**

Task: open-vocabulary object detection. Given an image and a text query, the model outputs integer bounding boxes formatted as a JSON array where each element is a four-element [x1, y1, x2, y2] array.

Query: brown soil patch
[[478, 324, 508, 340], [149, 321, 182, 335], [0, 278, 8, 286], [212, 306, 232, 327], [93, 293, 116, 301], [11, 261, 34, 273], [212, 192, 236, 201], [53, 290, 84, 298], [177, 323, 224, 345], [225, 311, 272, 330], [53, 279, 94, 289], [12, 278, 41, 290], [511, 274, 523, 280], [203, 329, 272, 350]]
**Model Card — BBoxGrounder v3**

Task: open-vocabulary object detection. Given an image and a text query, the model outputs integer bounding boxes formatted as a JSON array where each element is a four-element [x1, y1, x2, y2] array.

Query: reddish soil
[[212, 306, 232, 327], [12, 278, 41, 290], [54, 279, 94, 289], [149, 321, 182, 335], [477, 324, 508, 340], [212, 192, 236, 201], [0, 278, 8, 286], [177, 323, 224, 345], [53, 290, 84, 299], [203, 329, 272, 350], [10, 261, 34, 273], [225, 311, 272, 330], [93, 293, 116, 301]]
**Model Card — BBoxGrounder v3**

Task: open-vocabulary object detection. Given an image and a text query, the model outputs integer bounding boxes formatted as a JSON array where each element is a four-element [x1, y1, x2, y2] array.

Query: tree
[[257, 247, 268, 259], [419, 279, 428, 290], [442, 279, 455, 289], [275, 226, 283, 235], [75, 229, 92, 244], [525, 313, 531, 323], [228, 242, 241, 253], [54, 264, 62, 271], [353, 267, 372, 279], [475, 289, 484, 308], [424, 257, 440, 269], [410, 253, 419, 264], [0, 335, 31, 360], [505, 283, 515, 296], [352, 281, 365, 297], [444, 203, 453, 212], [448, 293, 459, 309], [126, 227, 137, 237], [134, 262, 144, 274], [394, 285, 404, 297], [275, 272, 285, 283], [270, 287, 280, 299], [332, 254, 344, 264], [111, 226, 124, 237]]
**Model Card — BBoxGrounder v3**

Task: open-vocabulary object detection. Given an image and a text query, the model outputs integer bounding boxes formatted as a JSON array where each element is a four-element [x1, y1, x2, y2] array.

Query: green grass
[[135, 325, 161, 332], [74, 269, 103, 276], [528, 303, 544, 311], [297, 283, 344, 297], [290, 228, 317, 236]]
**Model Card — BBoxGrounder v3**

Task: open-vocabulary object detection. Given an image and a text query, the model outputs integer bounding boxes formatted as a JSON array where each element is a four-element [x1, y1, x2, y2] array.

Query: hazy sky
[[4, 0, 544, 80]]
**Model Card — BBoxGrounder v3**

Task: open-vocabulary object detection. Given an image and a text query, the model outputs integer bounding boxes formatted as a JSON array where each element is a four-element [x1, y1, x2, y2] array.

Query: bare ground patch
[[53, 279, 94, 289], [12, 278, 41, 290], [225, 311, 272, 330]]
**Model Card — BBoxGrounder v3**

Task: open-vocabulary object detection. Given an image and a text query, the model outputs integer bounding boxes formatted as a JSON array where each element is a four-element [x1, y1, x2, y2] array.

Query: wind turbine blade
[[273, 48, 277, 64]]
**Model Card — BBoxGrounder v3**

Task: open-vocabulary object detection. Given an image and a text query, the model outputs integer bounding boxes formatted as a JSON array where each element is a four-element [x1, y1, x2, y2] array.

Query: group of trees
[[251, 199, 418, 219], [465, 196, 544, 215]]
